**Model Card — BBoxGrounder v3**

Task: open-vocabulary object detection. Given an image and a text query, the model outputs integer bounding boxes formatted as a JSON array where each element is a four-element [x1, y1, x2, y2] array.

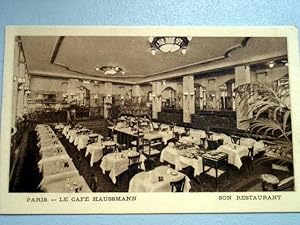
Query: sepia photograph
[[1, 26, 299, 214]]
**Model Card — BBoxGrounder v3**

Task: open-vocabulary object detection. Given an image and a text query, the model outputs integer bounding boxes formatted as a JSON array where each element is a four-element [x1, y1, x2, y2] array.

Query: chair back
[[248, 146, 254, 159], [217, 139, 224, 146], [128, 153, 141, 181], [128, 153, 141, 166], [207, 139, 220, 150], [97, 135, 103, 144], [103, 146, 115, 155], [169, 124, 174, 132], [104, 136, 112, 141], [144, 159, 155, 171], [206, 131, 213, 140], [231, 135, 241, 145], [173, 131, 180, 139], [170, 176, 186, 192], [157, 123, 161, 130], [150, 137, 163, 150], [117, 144, 127, 152], [183, 127, 190, 136]]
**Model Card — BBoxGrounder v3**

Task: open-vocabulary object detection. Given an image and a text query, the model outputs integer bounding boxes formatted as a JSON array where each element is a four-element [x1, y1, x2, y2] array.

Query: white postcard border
[[1, 26, 300, 214]]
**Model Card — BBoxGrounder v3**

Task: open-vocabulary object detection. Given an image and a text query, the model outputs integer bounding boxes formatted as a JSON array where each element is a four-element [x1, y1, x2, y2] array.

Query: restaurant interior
[[9, 35, 294, 193]]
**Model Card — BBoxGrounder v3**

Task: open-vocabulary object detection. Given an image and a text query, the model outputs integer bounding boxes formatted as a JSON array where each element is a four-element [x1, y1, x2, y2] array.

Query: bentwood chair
[[128, 154, 141, 181], [207, 133, 214, 141], [144, 158, 155, 171], [142, 137, 163, 160], [230, 135, 241, 145], [131, 133, 145, 152], [182, 127, 190, 137], [103, 146, 115, 156], [207, 139, 220, 150], [247, 146, 254, 174], [199, 137, 207, 149], [116, 143, 127, 152], [170, 176, 186, 192]]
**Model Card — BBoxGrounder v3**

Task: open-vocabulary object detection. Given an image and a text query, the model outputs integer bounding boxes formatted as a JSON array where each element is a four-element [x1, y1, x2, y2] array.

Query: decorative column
[[151, 81, 162, 119], [235, 65, 251, 129], [16, 62, 26, 118], [231, 83, 236, 111], [132, 85, 141, 104], [11, 40, 20, 125], [103, 82, 113, 119], [183, 75, 195, 123]]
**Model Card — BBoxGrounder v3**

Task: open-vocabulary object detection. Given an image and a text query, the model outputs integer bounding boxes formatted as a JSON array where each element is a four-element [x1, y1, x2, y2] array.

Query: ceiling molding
[[48, 36, 251, 82], [136, 52, 287, 84], [27, 36, 286, 85], [50, 36, 65, 64], [29, 70, 138, 85]]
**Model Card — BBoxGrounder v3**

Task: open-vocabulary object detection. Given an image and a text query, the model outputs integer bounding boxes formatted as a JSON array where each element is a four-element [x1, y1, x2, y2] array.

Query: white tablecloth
[[160, 145, 179, 165], [54, 124, 65, 130], [67, 130, 78, 143], [37, 131, 56, 140], [160, 145, 203, 177], [100, 150, 146, 184], [179, 136, 200, 145], [216, 143, 250, 169], [74, 134, 89, 150], [40, 147, 68, 159], [128, 166, 191, 192], [39, 143, 65, 153], [254, 140, 266, 152], [239, 137, 257, 148], [158, 130, 175, 145], [41, 175, 92, 193], [211, 133, 231, 144], [39, 170, 79, 187], [85, 143, 105, 167], [62, 126, 70, 136], [37, 138, 59, 148], [38, 156, 73, 174]]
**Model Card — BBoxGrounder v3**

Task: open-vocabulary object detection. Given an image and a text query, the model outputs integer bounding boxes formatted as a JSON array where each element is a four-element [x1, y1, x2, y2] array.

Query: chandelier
[[149, 36, 192, 55], [95, 66, 125, 75]]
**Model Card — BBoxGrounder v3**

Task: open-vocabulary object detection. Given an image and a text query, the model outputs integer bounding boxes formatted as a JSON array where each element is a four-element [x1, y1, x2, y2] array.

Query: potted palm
[[235, 74, 293, 166]]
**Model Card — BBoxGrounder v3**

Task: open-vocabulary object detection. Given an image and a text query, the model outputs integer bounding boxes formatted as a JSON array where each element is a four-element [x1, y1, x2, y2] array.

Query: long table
[[36, 124, 91, 193]]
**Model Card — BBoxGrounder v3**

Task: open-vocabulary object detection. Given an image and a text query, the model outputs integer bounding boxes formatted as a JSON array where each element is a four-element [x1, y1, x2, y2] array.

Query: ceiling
[[20, 36, 287, 84]]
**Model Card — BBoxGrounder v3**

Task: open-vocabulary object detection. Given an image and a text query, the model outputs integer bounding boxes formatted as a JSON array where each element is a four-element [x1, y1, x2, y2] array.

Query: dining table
[[128, 165, 191, 192], [100, 149, 146, 184], [74, 134, 90, 150], [35, 123, 90, 193], [216, 143, 253, 169], [41, 175, 92, 193], [160, 143, 205, 177]]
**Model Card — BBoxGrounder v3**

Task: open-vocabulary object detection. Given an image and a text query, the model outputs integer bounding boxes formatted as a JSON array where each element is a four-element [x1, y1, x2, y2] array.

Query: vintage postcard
[[0, 26, 299, 214]]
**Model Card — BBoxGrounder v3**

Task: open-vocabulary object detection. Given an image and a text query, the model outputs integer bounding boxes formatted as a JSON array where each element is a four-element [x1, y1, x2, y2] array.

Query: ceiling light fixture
[[281, 59, 288, 66], [149, 36, 192, 55], [266, 61, 275, 68], [96, 66, 125, 75]]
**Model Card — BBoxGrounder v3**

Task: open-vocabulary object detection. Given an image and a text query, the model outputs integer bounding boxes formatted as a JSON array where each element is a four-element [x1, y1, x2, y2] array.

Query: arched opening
[[161, 86, 176, 109], [223, 78, 235, 111]]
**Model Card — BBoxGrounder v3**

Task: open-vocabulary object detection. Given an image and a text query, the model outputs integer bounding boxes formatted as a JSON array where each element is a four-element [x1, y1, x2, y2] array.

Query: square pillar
[[152, 81, 162, 119], [235, 65, 251, 129], [16, 63, 26, 118], [132, 84, 141, 104], [183, 75, 195, 123], [103, 82, 113, 119]]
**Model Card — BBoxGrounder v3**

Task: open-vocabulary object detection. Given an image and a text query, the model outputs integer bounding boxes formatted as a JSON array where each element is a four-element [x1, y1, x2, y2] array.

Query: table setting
[[100, 149, 146, 184], [128, 165, 191, 192]]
